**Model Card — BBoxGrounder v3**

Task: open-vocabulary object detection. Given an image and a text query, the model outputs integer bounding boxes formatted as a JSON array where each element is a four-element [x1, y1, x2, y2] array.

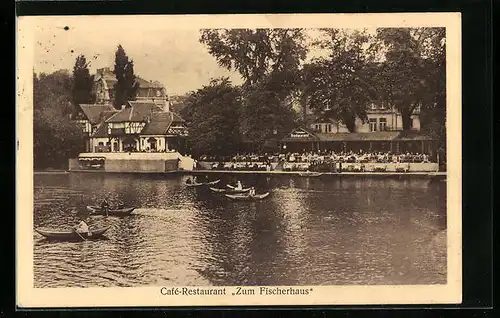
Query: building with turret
[[93, 67, 170, 110]]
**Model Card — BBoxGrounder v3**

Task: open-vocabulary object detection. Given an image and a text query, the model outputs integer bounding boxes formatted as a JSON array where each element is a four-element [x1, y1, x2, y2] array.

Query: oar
[[73, 228, 87, 241]]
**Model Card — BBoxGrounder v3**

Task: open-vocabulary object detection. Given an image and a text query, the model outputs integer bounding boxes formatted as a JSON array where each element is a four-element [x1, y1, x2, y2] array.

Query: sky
[[26, 14, 451, 96], [34, 26, 245, 96], [30, 16, 346, 96]]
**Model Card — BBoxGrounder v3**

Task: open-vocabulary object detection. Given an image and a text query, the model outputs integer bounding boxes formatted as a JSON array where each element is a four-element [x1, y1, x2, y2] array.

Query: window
[[369, 118, 377, 132], [315, 124, 320, 131], [379, 118, 387, 131], [98, 142, 104, 146], [327, 124, 332, 133]]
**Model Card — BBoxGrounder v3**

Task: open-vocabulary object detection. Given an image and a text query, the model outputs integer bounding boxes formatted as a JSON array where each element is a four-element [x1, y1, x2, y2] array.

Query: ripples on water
[[33, 173, 447, 287]]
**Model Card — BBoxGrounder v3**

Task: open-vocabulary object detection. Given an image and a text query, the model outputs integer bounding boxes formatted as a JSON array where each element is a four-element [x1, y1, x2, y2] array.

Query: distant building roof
[[135, 77, 164, 89], [316, 132, 401, 141], [79, 104, 116, 124], [94, 67, 164, 90], [106, 101, 163, 123]]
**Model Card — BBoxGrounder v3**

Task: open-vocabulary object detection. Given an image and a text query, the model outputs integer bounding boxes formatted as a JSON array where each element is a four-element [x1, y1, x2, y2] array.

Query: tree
[[239, 77, 300, 151], [71, 54, 94, 113], [113, 45, 139, 109], [373, 28, 445, 131], [200, 28, 308, 89], [303, 29, 377, 132], [200, 29, 307, 148], [34, 71, 85, 169], [182, 78, 242, 157]]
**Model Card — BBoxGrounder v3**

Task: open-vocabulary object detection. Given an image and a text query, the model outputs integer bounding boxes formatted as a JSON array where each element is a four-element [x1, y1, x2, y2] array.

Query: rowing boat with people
[[225, 192, 270, 201], [209, 187, 251, 194], [86, 205, 135, 216], [185, 179, 220, 187], [35, 226, 110, 241]]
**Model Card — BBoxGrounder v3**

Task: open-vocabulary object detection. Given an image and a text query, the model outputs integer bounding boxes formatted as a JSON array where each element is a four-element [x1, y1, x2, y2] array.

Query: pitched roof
[[282, 130, 433, 142], [394, 131, 432, 141], [91, 123, 109, 138], [89, 111, 119, 138], [79, 104, 116, 124], [106, 101, 163, 123], [140, 112, 173, 135], [170, 112, 185, 123]]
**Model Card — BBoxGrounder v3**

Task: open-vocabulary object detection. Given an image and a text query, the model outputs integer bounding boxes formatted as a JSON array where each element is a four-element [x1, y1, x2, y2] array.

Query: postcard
[[16, 12, 462, 307]]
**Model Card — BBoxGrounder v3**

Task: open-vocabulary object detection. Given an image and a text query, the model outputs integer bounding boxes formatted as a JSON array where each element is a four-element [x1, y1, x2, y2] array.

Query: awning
[[79, 157, 105, 161]]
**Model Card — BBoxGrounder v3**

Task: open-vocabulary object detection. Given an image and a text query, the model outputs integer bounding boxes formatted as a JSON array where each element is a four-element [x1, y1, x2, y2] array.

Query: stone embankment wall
[[69, 152, 195, 173]]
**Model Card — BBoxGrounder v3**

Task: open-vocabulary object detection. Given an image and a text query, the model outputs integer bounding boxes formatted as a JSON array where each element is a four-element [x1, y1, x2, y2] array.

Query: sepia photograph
[[16, 13, 462, 307]]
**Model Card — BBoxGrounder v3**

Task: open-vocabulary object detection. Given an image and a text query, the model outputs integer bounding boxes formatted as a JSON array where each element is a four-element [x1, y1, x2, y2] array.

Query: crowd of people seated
[[199, 150, 430, 164], [282, 150, 431, 164], [197, 150, 433, 172]]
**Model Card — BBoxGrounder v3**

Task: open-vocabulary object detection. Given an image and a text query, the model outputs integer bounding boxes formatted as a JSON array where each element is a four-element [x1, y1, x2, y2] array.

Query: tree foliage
[[304, 29, 377, 132], [240, 77, 300, 150], [199, 28, 306, 150], [113, 45, 139, 109], [200, 28, 308, 88], [373, 28, 446, 131], [181, 78, 242, 157], [72, 54, 95, 113], [34, 71, 85, 169]]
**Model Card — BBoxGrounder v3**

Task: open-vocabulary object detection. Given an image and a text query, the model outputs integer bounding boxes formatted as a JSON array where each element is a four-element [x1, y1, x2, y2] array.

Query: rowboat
[[298, 172, 323, 177], [185, 179, 220, 187], [35, 226, 110, 241], [209, 187, 251, 194], [225, 192, 270, 201], [86, 205, 135, 216]]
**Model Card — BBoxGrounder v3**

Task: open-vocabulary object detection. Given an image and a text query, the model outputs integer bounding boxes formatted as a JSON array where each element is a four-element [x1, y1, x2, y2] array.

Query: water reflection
[[33, 173, 447, 287]]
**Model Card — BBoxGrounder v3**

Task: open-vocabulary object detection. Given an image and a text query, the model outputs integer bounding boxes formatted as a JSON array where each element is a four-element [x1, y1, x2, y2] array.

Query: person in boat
[[235, 180, 243, 190], [100, 197, 110, 216], [74, 218, 92, 236], [248, 187, 256, 197], [186, 176, 193, 184]]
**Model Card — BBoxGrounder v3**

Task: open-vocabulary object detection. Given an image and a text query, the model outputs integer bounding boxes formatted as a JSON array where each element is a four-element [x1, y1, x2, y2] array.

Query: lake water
[[33, 173, 447, 288]]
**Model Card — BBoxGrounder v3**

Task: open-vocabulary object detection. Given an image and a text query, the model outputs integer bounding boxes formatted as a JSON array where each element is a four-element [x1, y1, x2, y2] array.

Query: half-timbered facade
[[70, 104, 117, 151], [87, 101, 187, 153]]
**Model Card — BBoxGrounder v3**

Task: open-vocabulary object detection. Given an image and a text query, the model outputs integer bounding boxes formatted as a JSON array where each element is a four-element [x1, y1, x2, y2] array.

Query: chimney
[[163, 99, 170, 113]]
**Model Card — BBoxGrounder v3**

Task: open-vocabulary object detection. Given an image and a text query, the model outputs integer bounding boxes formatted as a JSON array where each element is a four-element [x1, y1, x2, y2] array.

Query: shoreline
[[63, 169, 446, 178], [34, 170, 69, 175]]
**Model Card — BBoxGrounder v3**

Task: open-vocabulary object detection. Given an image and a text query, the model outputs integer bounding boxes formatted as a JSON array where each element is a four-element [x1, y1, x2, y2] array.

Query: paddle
[[73, 228, 87, 241]]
